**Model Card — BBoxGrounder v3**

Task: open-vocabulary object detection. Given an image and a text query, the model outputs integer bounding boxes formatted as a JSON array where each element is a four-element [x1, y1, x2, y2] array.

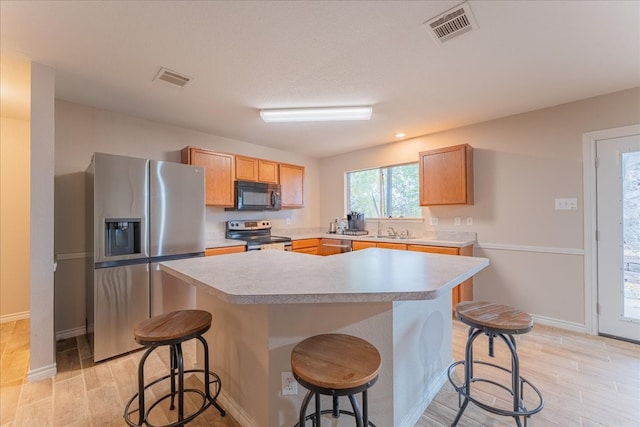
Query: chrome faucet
[[387, 227, 398, 237]]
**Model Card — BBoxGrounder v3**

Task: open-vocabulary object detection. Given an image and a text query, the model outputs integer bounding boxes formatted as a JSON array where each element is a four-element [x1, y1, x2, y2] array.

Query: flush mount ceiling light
[[260, 106, 372, 123]]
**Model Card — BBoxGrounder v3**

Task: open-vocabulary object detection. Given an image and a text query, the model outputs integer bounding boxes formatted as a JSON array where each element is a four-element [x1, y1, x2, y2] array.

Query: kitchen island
[[161, 248, 489, 427]]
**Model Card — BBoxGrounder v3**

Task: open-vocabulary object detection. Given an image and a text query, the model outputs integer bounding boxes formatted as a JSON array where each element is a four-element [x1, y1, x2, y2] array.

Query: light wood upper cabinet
[[181, 147, 234, 207], [419, 143, 473, 205], [279, 163, 304, 208], [235, 155, 279, 184]]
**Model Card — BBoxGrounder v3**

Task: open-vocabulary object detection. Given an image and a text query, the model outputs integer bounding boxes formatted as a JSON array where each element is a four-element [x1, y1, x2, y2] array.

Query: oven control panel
[[227, 220, 271, 231]]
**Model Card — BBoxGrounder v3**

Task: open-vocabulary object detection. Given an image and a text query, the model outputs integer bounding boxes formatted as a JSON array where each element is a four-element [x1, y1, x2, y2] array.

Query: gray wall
[[318, 87, 640, 329], [53, 100, 320, 338]]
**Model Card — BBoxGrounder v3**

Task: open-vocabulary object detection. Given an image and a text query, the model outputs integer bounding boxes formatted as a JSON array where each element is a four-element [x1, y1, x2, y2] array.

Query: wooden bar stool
[[291, 333, 381, 427], [448, 301, 544, 427], [123, 310, 226, 427]]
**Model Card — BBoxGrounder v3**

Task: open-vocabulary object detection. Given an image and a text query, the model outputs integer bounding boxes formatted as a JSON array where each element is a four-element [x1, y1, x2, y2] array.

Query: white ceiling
[[1, 1, 639, 158]]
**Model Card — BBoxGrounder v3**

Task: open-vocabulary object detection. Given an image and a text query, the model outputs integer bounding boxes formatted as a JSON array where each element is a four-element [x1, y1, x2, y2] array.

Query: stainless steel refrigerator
[[86, 153, 205, 361]]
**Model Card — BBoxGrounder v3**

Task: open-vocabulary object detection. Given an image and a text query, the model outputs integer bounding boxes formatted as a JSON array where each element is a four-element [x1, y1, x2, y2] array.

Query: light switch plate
[[555, 198, 578, 210]]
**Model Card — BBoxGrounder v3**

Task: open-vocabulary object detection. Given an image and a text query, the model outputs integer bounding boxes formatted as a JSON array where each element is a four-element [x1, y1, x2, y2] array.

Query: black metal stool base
[[123, 335, 226, 427], [293, 392, 377, 427], [447, 328, 544, 427]]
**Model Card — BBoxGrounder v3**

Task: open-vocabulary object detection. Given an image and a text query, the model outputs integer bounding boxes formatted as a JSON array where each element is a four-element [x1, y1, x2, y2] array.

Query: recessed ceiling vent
[[424, 1, 478, 43], [153, 67, 192, 88]]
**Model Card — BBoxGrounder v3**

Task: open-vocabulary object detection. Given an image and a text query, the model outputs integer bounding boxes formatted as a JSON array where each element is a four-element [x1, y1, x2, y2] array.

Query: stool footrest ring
[[293, 408, 377, 427], [448, 360, 544, 419], [123, 369, 224, 427]]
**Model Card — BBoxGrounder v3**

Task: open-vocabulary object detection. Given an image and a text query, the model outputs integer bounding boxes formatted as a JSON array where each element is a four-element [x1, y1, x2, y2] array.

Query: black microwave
[[228, 180, 281, 211]]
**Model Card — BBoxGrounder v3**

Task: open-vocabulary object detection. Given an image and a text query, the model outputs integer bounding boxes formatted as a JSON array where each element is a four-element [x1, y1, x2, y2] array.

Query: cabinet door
[[419, 144, 473, 205], [182, 147, 234, 207], [258, 160, 279, 184], [377, 242, 407, 250], [352, 240, 377, 251], [280, 163, 304, 208], [406, 245, 459, 255], [205, 246, 246, 256], [236, 155, 258, 181], [294, 247, 319, 255], [291, 238, 319, 251]]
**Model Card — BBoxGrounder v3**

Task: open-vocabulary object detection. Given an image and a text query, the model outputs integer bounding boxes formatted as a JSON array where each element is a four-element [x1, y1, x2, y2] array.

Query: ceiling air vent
[[424, 1, 478, 43], [153, 67, 192, 88]]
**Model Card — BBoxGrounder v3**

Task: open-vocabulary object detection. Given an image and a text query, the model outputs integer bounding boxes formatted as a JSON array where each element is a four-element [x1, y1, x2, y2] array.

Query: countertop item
[[160, 248, 488, 304]]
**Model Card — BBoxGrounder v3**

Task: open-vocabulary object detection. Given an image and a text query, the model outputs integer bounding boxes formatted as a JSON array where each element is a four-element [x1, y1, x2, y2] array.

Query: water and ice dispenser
[[105, 219, 141, 256]]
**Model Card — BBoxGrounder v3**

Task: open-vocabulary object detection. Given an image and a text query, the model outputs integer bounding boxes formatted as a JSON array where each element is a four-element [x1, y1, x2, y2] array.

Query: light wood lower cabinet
[[351, 240, 377, 251], [291, 238, 319, 255], [205, 246, 246, 256], [407, 244, 473, 314], [352, 240, 474, 314]]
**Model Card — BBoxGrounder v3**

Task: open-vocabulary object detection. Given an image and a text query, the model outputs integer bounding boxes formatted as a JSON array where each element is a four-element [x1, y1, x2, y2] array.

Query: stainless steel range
[[226, 220, 292, 251]]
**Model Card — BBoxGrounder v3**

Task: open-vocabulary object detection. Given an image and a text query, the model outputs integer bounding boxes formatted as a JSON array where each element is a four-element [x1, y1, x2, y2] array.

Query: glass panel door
[[597, 134, 640, 342]]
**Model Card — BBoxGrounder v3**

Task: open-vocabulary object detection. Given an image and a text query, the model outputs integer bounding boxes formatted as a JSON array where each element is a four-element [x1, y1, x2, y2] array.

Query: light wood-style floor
[[1, 318, 638, 426]]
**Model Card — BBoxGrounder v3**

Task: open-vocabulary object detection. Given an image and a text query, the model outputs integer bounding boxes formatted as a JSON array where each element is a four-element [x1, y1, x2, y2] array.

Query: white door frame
[[583, 124, 640, 335]]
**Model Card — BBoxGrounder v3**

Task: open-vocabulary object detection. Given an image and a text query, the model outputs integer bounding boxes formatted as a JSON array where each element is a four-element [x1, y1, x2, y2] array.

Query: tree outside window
[[347, 163, 421, 218]]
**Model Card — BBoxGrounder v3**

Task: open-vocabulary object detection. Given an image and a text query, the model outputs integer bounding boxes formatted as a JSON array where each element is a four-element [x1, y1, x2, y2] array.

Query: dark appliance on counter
[[226, 180, 281, 211], [86, 153, 205, 362], [344, 211, 368, 236], [226, 220, 292, 251]]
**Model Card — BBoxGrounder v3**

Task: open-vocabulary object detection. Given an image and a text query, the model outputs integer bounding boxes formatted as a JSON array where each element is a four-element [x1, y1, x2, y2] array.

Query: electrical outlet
[[466, 217, 473, 226], [286, 218, 291, 225], [281, 371, 297, 395], [454, 217, 461, 226], [430, 217, 439, 226]]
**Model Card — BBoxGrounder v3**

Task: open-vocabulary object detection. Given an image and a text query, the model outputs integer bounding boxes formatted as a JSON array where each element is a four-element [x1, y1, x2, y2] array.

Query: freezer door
[[93, 264, 149, 361], [149, 160, 205, 257], [93, 153, 149, 263], [150, 262, 196, 317]]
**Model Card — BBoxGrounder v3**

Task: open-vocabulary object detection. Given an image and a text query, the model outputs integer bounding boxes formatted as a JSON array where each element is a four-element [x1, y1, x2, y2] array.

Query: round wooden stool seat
[[448, 301, 543, 427], [124, 310, 225, 427], [456, 301, 533, 335], [291, 333, 381, 391], [291, 333, 381, 427], [133, 309, 212, 346]]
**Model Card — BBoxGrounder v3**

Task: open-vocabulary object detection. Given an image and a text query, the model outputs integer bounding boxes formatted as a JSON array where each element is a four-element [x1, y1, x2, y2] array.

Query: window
[[347, 163, 421, 218]]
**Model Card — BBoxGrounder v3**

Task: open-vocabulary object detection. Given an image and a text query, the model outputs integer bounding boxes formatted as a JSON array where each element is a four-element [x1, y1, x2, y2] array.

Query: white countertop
[[160, 248, 489, 305], [206, 230, 475, 249]]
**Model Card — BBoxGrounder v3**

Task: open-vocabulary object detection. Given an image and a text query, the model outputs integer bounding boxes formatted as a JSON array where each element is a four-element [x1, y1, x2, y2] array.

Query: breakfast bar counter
[[161, 249, 489, 427]]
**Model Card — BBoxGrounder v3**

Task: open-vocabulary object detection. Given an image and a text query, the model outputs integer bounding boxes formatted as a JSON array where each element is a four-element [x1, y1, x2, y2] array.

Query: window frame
[[346, 161, 422, 220]]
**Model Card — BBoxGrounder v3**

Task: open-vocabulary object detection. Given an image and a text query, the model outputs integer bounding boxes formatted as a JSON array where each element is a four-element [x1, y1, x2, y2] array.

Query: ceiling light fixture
[[260, 106, 372, 123]]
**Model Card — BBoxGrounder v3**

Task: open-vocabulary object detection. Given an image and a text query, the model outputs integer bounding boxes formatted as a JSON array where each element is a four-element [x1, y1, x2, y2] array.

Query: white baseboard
[[0, 311, 30, 323], [27, 363, 57, 382], [531, 314, 586, 334], [56, 326, 87, 341], [399, 365, 448, 427], [216, 391, 259, 427]]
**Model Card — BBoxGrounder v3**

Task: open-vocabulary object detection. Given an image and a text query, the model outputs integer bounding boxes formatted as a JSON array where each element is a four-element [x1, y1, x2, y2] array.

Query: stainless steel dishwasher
[[320, 238, 352, 256]]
